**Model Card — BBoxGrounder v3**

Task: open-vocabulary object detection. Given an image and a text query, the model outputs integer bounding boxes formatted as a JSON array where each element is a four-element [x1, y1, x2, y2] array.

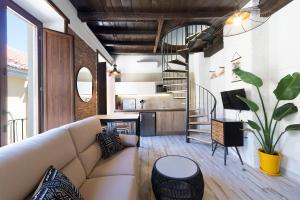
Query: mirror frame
[[76, 67, 93, 103]]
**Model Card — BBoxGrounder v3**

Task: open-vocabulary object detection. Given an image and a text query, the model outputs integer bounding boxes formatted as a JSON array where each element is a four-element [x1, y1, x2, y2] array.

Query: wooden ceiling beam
[[259, 0, 292, 16], [103, 41, 154, 47], [109, 50, 156, 54], [153, 19, 164, 53], [78, 9, 235, 21], [94, 29, 156, 35]]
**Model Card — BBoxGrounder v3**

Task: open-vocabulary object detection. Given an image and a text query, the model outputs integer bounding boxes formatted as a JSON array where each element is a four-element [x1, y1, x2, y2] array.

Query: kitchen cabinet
[[115, 82, 156, 95], [156, 111, 186, 135]]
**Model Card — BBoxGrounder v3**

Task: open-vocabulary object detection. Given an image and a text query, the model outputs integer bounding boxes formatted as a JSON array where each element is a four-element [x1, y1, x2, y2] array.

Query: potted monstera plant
[[233, 68, 300, 176]]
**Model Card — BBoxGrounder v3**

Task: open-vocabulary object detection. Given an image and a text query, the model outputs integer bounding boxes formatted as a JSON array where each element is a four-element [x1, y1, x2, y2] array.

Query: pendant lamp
[[223, 1, 270, 37], [109, 64, 121, 77]]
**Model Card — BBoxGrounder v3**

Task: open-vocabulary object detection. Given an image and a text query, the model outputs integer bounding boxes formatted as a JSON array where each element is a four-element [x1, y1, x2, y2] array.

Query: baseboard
[[281, 168, 300, 184]]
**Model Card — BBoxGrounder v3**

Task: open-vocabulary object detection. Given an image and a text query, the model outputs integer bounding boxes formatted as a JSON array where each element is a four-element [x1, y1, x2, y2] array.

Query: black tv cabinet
[[211, 118, 244, 166]]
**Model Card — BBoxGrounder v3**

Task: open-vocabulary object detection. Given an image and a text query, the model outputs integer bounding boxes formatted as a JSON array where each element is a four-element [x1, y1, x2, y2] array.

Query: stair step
[[173, 97, 186, 99], [189, 114, 208, 118], [187, 136, 212, 144], [177, 48, 189, 59], [189, 109, 200, 112], [163, 83, 187, 87], [189, 122, 211, 125], [188, 129, 211, 133], [163, 69, 188, 73], [168, 90, 187, 94], [168, 59, 188, 66], [186, 32, 200, 41], [163, 77, 187, 80]]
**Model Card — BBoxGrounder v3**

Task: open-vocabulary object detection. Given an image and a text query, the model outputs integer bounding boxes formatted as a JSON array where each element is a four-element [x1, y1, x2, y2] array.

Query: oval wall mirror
[[77, 67, 93, 102]]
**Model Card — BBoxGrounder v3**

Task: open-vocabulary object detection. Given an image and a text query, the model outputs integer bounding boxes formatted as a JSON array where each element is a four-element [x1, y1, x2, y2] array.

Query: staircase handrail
[[194, 83, 217, 118]]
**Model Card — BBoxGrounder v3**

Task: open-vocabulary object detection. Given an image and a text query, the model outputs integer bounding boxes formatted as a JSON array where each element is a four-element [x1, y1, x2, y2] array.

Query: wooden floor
[[138, 135, 300, 200]]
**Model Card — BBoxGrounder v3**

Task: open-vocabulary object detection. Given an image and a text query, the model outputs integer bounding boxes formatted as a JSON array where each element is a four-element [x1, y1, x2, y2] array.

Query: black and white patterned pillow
[[96, 132, 124, 159], [32, 166, 83, 200]]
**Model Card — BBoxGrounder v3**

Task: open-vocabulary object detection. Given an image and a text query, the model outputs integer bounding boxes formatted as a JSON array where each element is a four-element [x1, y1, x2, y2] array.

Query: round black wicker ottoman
[[151, 155, 204, 200]]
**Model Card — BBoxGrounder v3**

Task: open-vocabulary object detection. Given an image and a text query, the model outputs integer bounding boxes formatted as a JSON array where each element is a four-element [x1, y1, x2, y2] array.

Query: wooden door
[[43, 29, 74, 131], [97, 62, 107, 114]]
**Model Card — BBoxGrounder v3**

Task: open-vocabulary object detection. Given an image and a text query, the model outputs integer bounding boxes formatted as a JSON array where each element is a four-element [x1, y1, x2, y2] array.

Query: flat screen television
[[221, 89, 250, 110]]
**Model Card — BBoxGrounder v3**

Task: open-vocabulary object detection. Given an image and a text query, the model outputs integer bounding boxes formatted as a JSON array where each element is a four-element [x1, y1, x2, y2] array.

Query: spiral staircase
[[161, 24, 218, 144]]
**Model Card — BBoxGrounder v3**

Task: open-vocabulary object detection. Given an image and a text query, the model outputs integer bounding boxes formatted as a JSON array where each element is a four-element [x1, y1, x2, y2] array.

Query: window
[[3, 1, 42, 145]]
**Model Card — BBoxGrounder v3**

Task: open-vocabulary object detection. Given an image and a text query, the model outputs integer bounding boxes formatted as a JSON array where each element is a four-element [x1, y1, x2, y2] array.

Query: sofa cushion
[[0, 127, 80, 200], [119, 134, 139, 147], [65, 116, 102, 153], [88, 147, 138, 178], [96, 132, 124, 159], [64, 116, 102, 175], [61, 158, 86, 188], [32, 166, 83, 200], [80, 175, 137, 200], [78, 142, 102, 175]]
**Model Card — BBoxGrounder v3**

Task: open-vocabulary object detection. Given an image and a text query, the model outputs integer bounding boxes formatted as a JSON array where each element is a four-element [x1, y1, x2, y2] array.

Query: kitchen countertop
[[98, 113, 139, 119], [115, 108, 186, 112]]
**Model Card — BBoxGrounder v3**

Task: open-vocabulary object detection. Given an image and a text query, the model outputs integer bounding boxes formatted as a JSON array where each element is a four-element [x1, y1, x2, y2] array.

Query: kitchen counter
[[115, 108, 186, 112], [98, 113, 139, 119], [114, 109, 186, 136]]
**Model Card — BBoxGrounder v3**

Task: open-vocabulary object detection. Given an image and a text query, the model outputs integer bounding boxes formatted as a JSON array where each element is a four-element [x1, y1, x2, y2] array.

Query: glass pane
[[6, 8, 39, 144]]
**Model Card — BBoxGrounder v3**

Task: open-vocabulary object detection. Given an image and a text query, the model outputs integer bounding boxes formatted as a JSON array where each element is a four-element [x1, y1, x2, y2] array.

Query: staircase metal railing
[[186, 84, 217, 144], [160, 24, 217, 144], [193, 84, 217, 119]]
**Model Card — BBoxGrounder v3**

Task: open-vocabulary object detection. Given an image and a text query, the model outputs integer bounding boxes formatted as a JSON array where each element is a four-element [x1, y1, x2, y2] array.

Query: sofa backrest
[[0, 127, 86, 200], [64, 116, 102, 176]]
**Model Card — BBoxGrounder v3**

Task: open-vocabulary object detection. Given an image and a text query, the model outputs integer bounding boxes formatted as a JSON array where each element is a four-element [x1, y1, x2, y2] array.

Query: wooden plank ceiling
[[70, 0, 249, 54]]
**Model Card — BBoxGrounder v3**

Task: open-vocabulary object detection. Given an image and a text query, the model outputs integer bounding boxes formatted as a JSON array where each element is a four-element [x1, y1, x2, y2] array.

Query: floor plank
[[138, 135, 300, 200]]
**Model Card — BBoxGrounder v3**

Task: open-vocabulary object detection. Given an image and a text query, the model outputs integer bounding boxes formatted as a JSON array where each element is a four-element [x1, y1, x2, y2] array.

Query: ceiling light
[[223, 6, 270, 37], [226, 11, 251, 25], [109, 64, 121, 77]]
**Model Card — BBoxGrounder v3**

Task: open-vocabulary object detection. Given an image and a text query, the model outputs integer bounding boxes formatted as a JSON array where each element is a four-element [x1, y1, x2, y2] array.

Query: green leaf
[[274, 73, 300, 100], [291, 72, 300, 90], [273, 103, 298, 121], [285, 124, 300, 131], [233, 68, 263, 88], [247, 120, 261, 131], [237, 95, 259, 112]]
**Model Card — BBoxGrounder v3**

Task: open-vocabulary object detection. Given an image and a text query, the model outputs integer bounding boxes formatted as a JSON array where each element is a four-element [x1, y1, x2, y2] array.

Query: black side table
[[211, 118, 244, 166], [151, 155, 204, 200]]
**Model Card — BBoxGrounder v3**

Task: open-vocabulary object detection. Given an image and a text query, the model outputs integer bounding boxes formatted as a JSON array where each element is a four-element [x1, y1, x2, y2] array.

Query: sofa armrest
[[119, 134, 139, 147]]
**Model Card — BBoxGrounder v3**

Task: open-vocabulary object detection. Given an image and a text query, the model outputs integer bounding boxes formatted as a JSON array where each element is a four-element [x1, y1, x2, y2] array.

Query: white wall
[[12, 0, 113, 63], [51, 0, 113, 63], [198, 0, 300, 181], [267, 0, 300, 181], [12, 0, 65, 32], [115, 55, 162, 74]]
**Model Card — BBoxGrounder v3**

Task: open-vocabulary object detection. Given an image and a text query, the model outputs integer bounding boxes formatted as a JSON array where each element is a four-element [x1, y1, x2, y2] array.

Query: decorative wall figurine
[[209, 70, 217, 79], [231, 52, 242, 82], [215, 67, 225, 77]]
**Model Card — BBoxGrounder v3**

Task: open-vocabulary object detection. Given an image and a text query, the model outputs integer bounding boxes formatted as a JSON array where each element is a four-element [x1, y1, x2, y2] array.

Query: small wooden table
[[99, 113, 140, 146], [211, 118, 244, 166]]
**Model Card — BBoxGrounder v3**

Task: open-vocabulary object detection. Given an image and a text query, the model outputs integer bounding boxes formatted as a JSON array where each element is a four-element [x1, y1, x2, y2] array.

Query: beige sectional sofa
[[0, 116, 139, 200]]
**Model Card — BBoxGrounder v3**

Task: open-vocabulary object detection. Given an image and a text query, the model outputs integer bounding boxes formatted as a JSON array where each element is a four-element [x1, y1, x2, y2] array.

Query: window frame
[[0, 0, 43, 146]]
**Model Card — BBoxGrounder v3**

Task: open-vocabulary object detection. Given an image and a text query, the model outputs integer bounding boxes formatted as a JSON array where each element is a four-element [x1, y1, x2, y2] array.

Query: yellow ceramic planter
[[258, 149, 281, 176]]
